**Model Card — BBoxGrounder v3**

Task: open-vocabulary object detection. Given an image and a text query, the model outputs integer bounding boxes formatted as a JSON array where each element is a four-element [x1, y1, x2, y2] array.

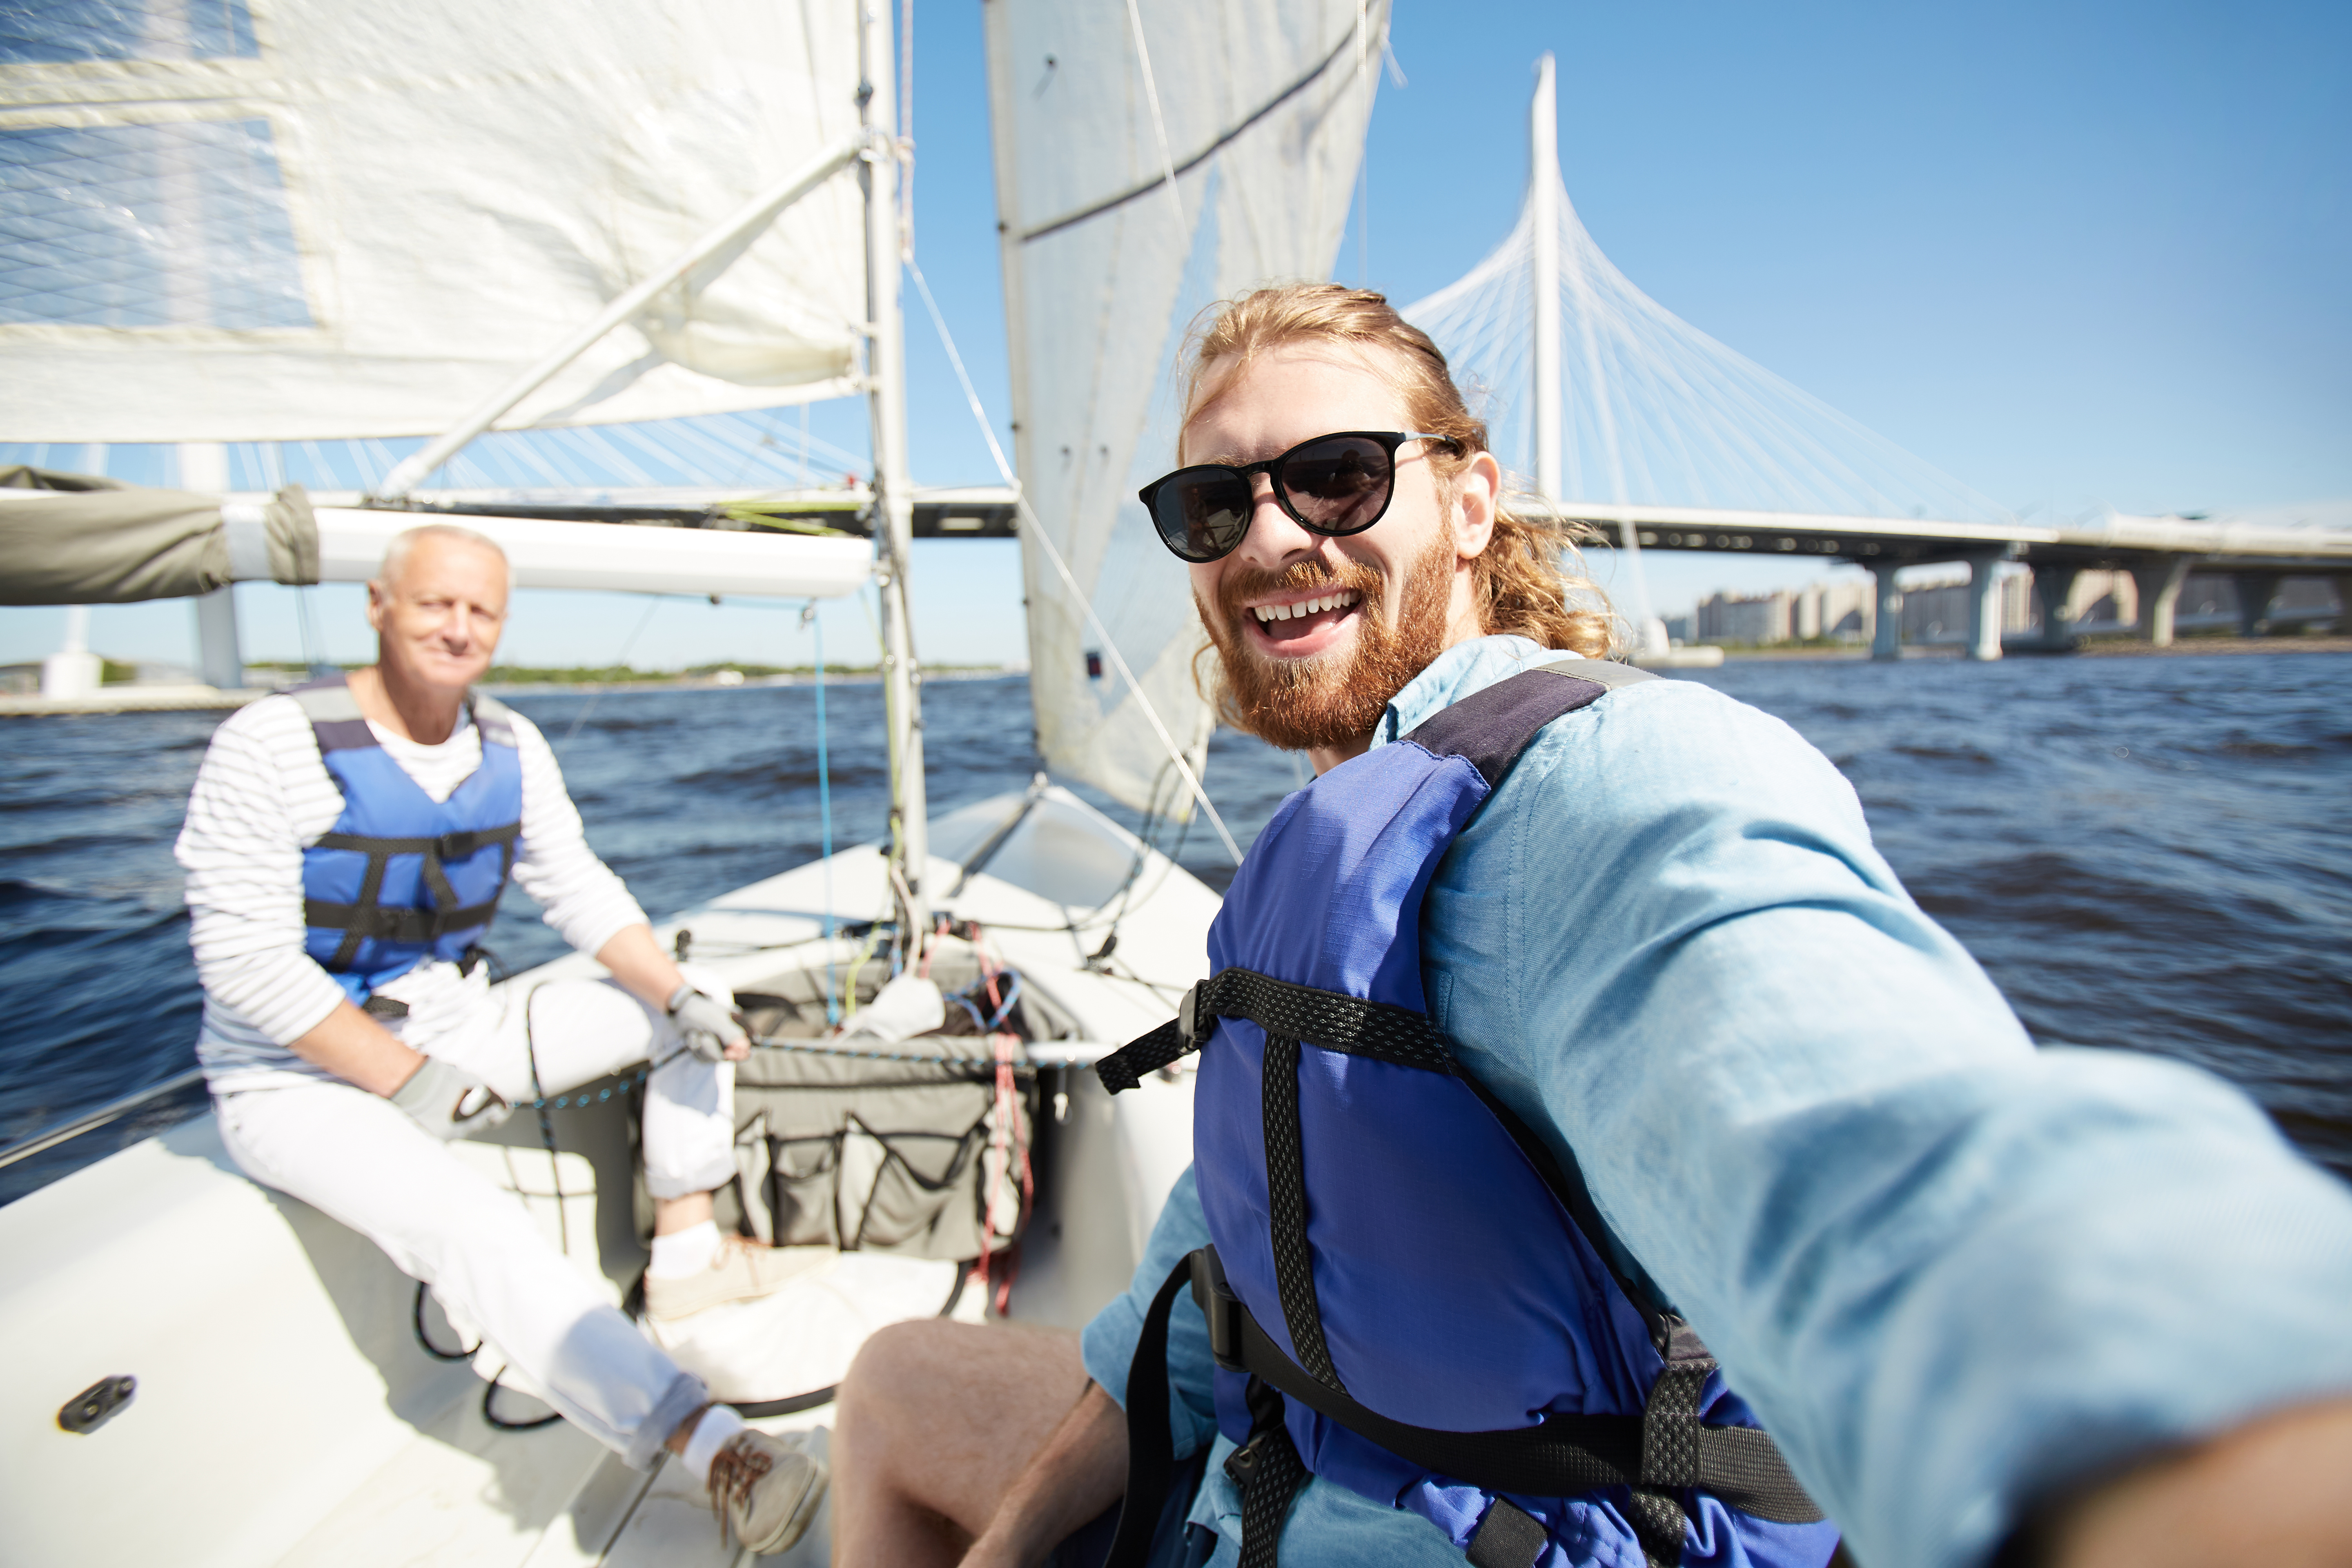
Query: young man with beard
[[828, 287, 2352, 1568]]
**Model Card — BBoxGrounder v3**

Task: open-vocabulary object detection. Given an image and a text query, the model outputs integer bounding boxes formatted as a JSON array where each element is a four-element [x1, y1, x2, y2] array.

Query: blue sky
[[8, 0, 2345, 671]]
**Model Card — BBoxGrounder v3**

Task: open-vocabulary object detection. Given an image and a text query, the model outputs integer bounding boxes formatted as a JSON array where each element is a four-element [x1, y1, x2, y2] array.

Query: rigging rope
[[806, 600, 840, 1025], [1123, 0, 1189, 243], [905, 257, 1244, 866], [554, 595, 665, 753]]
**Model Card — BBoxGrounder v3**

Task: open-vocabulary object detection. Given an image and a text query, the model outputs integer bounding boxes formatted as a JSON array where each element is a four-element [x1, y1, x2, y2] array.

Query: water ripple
[[4, 654, 2347, 1203]]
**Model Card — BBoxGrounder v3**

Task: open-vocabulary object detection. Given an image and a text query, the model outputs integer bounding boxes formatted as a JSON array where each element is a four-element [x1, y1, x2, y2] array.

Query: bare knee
[[834, 1320, 1086, 1532], [840, 1320, 982, 1425]]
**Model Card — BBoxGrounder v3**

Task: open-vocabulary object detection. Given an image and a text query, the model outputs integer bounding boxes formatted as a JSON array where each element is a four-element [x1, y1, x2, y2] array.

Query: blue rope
[[517, 1065, 649, 1112], [982, 969, 1022, 1031], [813, 601, 839, 1026]]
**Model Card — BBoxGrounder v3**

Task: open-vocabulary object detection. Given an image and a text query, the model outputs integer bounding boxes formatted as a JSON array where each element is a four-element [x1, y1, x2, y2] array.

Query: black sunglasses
[[1137, 430, 1461, 564]]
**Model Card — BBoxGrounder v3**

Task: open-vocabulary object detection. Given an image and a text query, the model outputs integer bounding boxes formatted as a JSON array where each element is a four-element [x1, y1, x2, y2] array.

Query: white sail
[[986, 0, 1385, 815], [0, 0, 869, 443]]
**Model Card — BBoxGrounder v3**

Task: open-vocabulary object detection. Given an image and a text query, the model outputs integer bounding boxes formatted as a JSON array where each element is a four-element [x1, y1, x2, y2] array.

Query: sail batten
[[1018, 22, 1368, 245]]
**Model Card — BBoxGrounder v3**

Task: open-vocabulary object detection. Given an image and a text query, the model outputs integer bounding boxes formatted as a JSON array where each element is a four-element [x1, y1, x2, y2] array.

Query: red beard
[[1197, 532, 1456, 753]]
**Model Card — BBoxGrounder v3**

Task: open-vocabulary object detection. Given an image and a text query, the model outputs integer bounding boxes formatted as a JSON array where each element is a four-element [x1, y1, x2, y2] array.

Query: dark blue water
[[4, 654, 2347, 1205]]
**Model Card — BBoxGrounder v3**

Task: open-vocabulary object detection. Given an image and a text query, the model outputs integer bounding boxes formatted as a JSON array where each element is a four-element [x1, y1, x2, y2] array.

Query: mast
[[860, 0, 929, 942], [1530, 54, 1562, 503], [981, 0, 1031, 528]]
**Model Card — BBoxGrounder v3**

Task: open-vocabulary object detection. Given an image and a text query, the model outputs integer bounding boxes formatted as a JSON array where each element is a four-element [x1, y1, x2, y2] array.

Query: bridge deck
[[1525, 501, 2352, 572]]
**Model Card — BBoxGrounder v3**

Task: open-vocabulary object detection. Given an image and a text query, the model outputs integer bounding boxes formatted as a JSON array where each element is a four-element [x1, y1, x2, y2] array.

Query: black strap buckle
[[1190, 1246, 1245, 1372], [1222, 1428, 1273, 1488]]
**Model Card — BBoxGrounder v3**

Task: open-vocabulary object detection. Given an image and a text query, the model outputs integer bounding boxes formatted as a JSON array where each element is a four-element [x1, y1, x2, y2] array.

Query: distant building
[[1686, 568, 2340, 652], [1897, 568, 2034, 644], [1696, 591, 1789, 646], [1799, 579, 1875, 642], [1692, 578, 1875, 646]]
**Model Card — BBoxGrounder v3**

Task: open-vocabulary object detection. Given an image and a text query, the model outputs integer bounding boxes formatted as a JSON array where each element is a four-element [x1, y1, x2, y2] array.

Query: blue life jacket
[[292, 676, 523, 1004], [1096, 661, 1837, 1568]]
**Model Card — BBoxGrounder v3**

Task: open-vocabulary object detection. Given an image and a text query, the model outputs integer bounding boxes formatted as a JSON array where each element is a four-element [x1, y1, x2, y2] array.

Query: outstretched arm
[[2045, 1396, 2352, 1568], [1462, 682, 2352, 1568]]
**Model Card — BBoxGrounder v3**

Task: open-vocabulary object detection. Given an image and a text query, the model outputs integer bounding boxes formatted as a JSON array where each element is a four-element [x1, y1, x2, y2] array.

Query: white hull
[[0, 785, 1211, 1566]]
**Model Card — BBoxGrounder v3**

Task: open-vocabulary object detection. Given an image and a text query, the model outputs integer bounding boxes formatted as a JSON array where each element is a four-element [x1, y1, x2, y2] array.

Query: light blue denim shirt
[[1082, 635, 2352, 1568]]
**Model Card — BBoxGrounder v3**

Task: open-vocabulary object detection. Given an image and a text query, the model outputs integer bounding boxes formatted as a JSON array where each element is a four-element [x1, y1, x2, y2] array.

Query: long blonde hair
[[1181, 283, 1613, 657]]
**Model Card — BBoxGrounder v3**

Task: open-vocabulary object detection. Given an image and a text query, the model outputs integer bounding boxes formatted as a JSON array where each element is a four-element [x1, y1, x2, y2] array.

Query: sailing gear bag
[[294, 676, 523, 1004], [718, 964, 1041, 1265], [1095, 660, 1837, 1568]]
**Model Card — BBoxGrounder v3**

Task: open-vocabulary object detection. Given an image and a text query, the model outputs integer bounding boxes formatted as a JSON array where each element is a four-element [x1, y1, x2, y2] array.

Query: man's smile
[[1241, 587, 1364, 657]]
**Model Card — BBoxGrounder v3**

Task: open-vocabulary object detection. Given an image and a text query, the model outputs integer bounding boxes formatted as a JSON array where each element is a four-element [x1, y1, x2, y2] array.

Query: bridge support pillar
[[2130, 558, 2192, 647], [1962, 550, 2007, 661], [2032, 565, 2082, 651], [1869, 561, 1903, 661], [2232, 572, 2283, 637]]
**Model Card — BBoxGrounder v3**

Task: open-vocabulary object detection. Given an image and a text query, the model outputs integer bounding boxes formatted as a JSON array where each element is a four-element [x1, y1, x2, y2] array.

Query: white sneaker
[[646, 1237, 830, 1321], [706, 1428, 826, 1555]]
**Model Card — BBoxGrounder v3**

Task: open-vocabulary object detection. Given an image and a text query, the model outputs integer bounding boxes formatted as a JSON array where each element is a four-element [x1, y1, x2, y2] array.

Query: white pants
[[214, 974, 735, 1467]]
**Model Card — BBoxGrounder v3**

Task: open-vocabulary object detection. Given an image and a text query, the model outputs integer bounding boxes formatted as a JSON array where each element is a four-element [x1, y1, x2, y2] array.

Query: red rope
[[963, 923, 1031, 1313]]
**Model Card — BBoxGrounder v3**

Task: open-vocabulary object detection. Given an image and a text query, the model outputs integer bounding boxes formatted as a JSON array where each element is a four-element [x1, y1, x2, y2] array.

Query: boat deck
[[0, 785, 1212, 1566]]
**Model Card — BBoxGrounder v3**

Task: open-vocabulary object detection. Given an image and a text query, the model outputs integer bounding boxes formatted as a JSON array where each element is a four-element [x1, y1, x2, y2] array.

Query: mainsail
[[0, 0, 869, 443], [985, 0, 1386, 815]]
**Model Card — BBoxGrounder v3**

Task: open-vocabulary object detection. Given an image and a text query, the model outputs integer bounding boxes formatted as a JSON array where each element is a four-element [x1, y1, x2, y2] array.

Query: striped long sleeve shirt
[[177, 692, 648, 1092]]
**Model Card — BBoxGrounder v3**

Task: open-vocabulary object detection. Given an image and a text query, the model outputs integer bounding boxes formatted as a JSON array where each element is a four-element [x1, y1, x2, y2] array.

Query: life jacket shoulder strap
[[1528, 655, 1659, 690], [1095, 967, 1451, 1093], [289, 674, 520, 752], [289, 675, 374, 753], [1400, 656, 1653, 785], [470, 691, 519, 748]]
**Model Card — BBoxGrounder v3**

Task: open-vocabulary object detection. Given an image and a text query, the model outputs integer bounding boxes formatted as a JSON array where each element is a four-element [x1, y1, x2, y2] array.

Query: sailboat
[[0, 0, 1385, 1561]]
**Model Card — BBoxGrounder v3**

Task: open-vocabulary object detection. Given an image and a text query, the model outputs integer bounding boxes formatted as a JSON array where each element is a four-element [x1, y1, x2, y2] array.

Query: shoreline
[[476, 664, 1027, 696], [1712, 635, 2352, 664], [0, 665, 1031, 717], [5, 641, 2341, 716]]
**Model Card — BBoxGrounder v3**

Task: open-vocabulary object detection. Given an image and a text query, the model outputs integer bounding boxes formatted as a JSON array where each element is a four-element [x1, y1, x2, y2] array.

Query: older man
[[178, 523, 820, 1552], [830, 287, 2352, 1568]]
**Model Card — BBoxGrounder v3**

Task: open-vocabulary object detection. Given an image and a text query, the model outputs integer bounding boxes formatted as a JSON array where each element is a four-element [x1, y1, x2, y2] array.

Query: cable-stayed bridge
[[1404, 56, 2350, 659]]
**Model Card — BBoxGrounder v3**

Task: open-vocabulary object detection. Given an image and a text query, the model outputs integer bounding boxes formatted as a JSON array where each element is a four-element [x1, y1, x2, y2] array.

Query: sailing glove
[[668, 984, 750, 1063], [391, 1056, 512, 1140]]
